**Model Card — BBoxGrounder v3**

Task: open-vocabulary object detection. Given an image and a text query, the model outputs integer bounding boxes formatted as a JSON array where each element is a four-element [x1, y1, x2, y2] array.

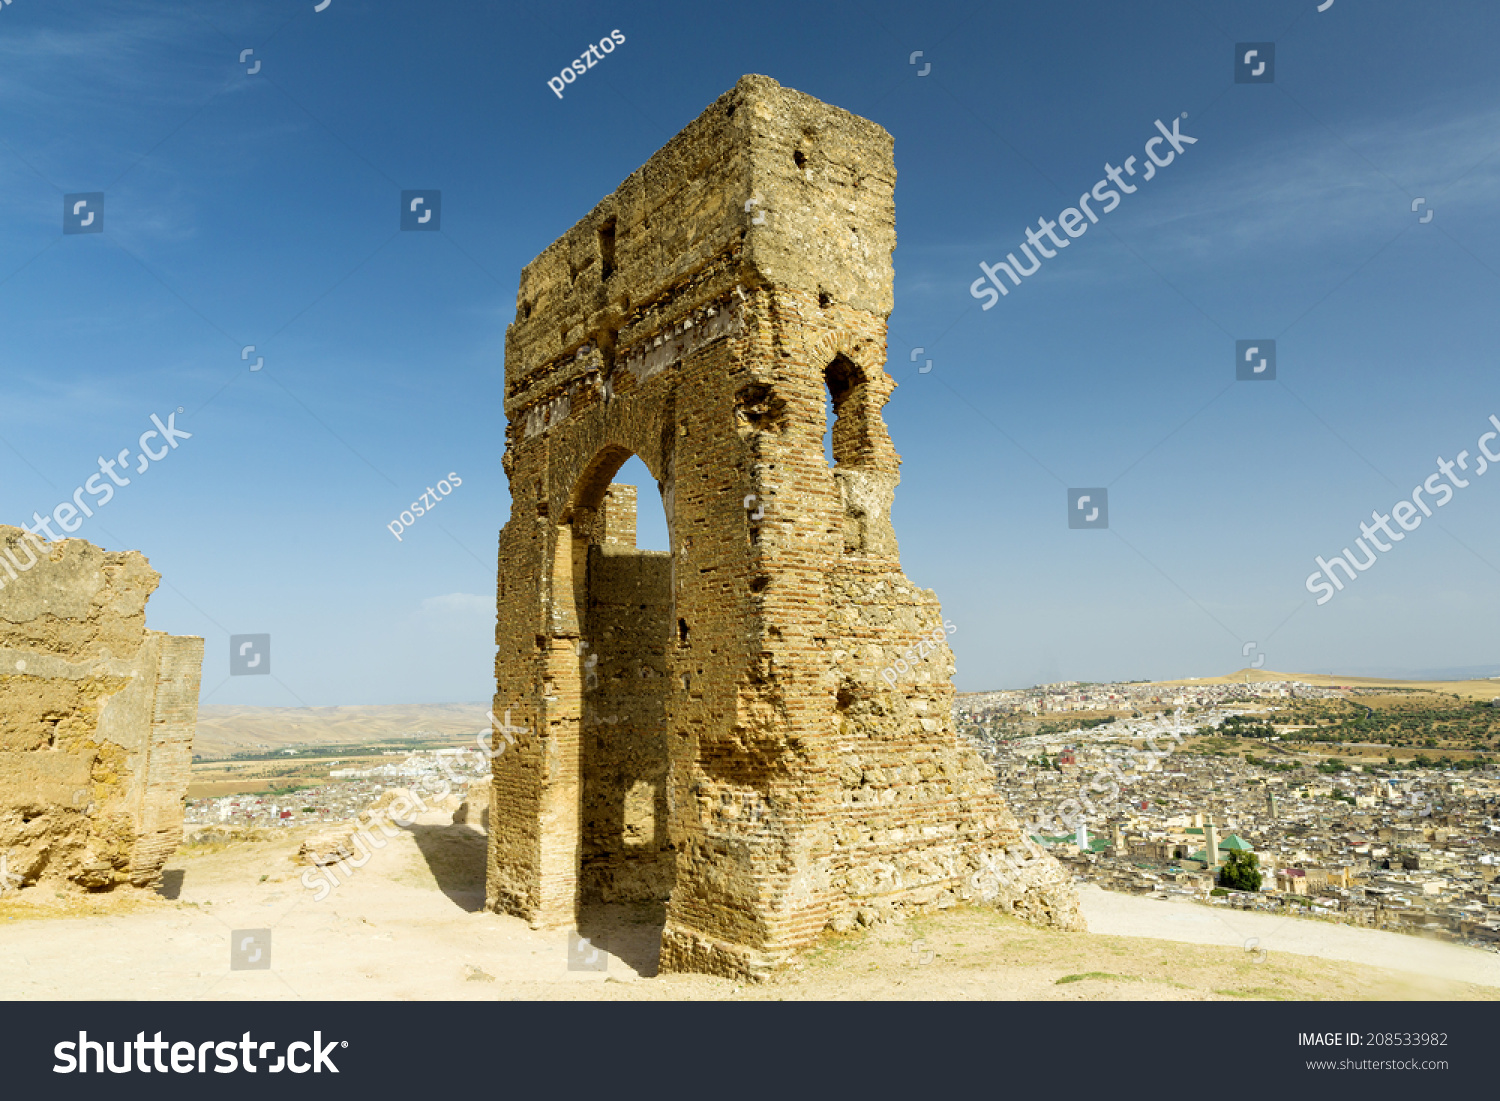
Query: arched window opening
[[823, 354, 868, 468], [555, 448, 675, 936]]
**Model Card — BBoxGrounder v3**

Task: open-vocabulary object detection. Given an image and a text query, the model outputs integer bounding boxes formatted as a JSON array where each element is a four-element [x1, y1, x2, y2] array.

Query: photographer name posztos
[[879, 620, 957, 686], [547, 30, 625, 98], [387, 472, 462, 542]]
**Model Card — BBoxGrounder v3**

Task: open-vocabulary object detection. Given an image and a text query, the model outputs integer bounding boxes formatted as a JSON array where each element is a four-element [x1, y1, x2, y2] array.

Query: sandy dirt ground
[[1, 814, 1494, 1001]]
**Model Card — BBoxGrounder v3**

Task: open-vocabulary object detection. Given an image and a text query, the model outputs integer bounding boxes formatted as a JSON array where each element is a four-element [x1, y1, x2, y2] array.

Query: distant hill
[[195, 670, 1500, 756], [1160, 670, 1500, 699], [193, 703, 491, 757], [960, 670, 1500, 701]]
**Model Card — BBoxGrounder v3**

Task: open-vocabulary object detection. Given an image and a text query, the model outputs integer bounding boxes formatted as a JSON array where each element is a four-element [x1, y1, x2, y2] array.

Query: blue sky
[[2, 0, 1498, 705]]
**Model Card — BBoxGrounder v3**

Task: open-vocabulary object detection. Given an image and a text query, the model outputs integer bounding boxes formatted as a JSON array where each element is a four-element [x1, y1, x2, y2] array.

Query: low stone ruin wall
[[0, 526, 203, 891]]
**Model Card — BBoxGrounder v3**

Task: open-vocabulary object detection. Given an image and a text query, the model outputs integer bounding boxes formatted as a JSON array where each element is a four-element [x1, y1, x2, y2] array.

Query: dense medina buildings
[[956, 679, 1344, 732], [963, 695, 1500, 951], [183, 750, 487, 832]]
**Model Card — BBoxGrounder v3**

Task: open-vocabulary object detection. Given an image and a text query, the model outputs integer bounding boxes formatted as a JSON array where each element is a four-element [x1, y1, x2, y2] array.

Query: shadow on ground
[[157, 869, 185, 899], [576, 901, 666, 977], [403, 821, 666, 975], [406, 823, 487, 913]]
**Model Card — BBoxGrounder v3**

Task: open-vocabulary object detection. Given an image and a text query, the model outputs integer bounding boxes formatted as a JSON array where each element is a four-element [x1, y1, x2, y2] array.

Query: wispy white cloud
[[1132, 101, 1500, 258], [0, 5, 227, 128], [0, 2, 308, 231], [913, 99, 1500, 298]]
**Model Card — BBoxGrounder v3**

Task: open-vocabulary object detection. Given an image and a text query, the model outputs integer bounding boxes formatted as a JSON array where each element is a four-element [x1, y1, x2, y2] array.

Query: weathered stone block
[[0, 526, 203, 890]]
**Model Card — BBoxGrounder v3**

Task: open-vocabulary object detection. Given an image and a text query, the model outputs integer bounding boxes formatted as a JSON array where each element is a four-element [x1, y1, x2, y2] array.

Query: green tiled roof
[[1032, 833, 1113, 851], [1189, 837, 1254, 861]]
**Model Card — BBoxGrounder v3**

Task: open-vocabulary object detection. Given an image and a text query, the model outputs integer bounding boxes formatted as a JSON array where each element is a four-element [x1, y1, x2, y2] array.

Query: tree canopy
[[1217, 850, 1262, 892]]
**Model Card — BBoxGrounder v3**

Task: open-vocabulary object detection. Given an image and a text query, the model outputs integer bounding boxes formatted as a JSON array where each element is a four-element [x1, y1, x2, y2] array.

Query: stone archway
[[560, 452, 677, 923]]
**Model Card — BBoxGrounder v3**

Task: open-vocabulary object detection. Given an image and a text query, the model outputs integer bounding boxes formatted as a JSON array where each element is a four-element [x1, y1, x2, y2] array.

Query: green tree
[[1217, 850, 1262, 892]]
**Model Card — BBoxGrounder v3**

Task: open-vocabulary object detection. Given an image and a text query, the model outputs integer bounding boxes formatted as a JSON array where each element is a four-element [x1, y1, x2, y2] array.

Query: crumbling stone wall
[[0, 525, 203, 890], [490, 74, 1083, 979]]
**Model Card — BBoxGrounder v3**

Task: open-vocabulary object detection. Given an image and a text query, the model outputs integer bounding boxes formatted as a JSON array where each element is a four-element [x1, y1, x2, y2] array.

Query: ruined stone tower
[[490, 75, 1082, 978], [0, 527, 203, 891]]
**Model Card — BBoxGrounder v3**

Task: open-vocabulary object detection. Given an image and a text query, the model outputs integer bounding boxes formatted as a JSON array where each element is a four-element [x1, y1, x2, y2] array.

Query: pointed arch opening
[[551, 446, 677, 942]]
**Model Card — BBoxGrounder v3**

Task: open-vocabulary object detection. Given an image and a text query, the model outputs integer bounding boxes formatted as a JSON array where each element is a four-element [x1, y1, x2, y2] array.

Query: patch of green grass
[[1055, 971, 1141, 985], [803, 931, 865, 967], [1214, 986, 1295, 1000]]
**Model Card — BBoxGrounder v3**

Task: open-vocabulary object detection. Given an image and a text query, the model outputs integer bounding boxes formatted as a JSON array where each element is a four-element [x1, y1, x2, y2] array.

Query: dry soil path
[[1078, 885, 1500, 989]]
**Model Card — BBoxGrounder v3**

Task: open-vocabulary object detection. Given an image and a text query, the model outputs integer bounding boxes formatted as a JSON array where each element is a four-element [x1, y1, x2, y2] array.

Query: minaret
[[1205, 821, 1220, 870], [1112, 823, 1125, 854]]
